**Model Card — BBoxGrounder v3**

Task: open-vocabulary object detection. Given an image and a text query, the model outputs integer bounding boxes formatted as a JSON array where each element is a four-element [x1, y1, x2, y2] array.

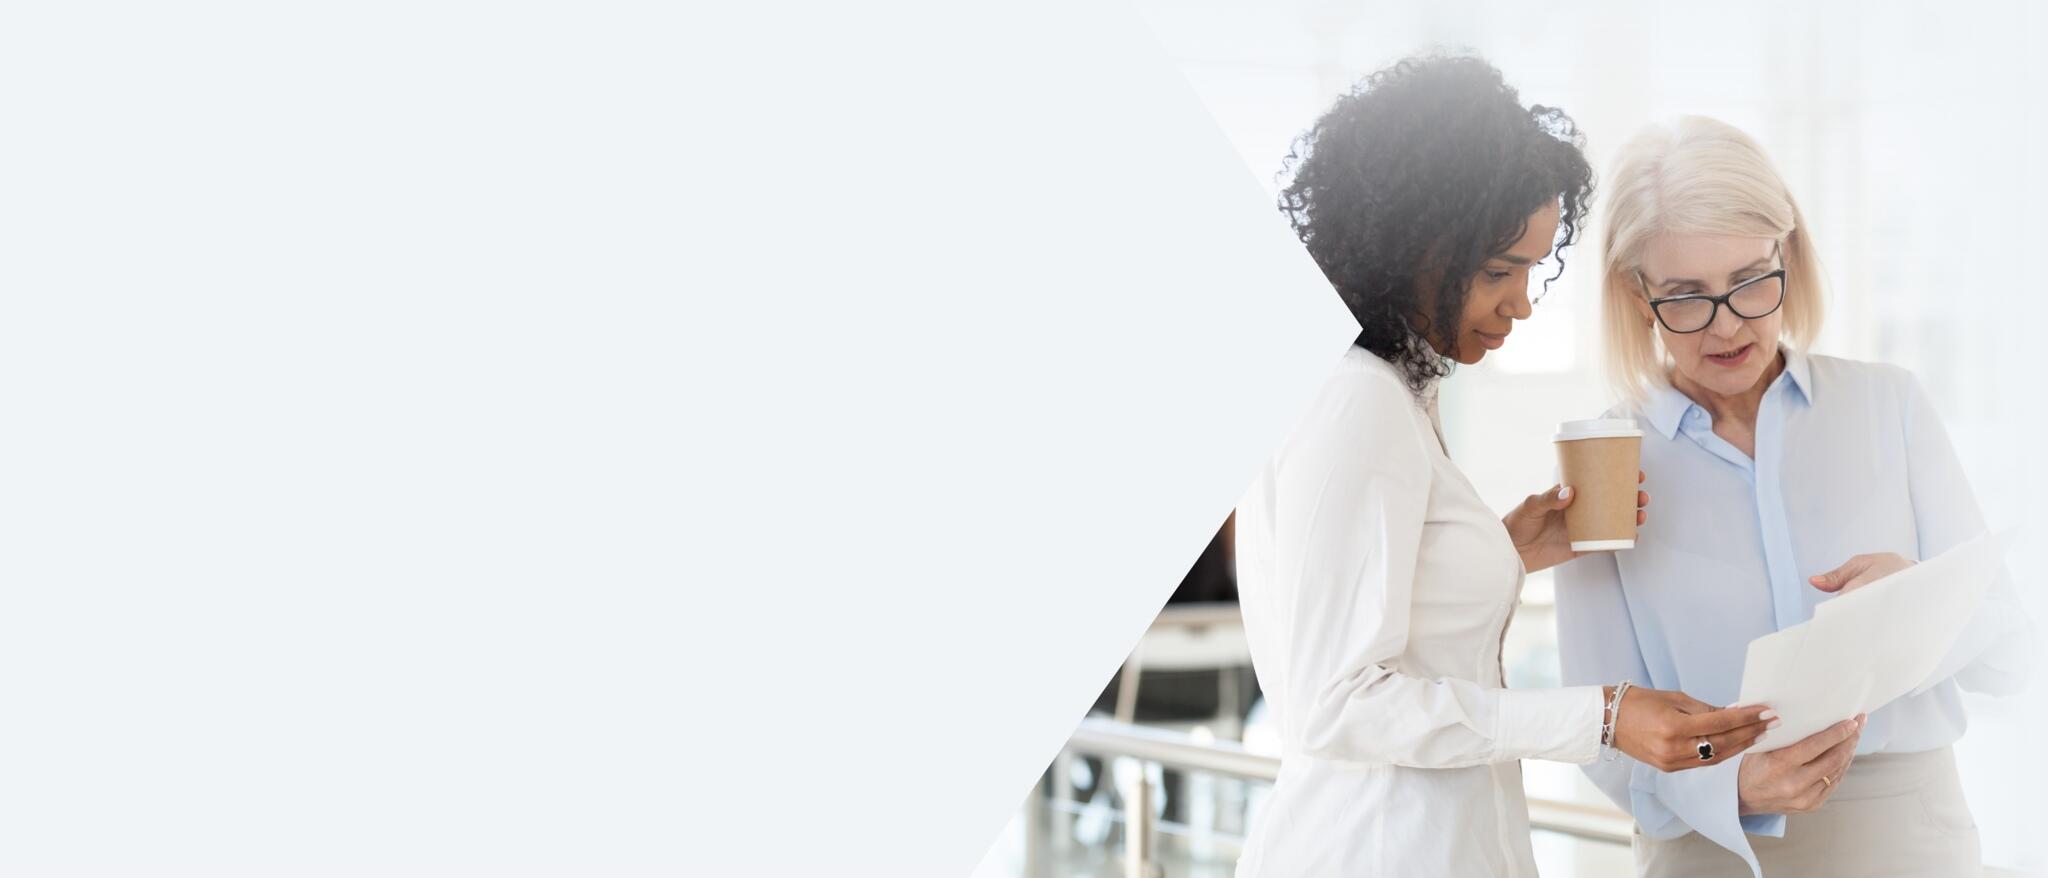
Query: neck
[[1669, 347, 1785, 429]]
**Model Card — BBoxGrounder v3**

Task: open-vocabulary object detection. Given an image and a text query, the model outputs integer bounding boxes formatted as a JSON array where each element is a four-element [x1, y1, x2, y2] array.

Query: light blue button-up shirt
[[1555, 349, 2033, 875]]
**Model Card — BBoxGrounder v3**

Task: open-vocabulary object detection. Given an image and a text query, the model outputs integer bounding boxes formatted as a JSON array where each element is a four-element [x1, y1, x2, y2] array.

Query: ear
[[1407, 258, 1449, 341], [1630, 290, 1655, 326], [1410, 252, 1448, 308]]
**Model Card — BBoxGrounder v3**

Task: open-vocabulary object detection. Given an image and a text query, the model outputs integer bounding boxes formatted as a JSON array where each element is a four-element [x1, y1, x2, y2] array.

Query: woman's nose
[[1503, 283, 1533, 320], [1707, 302, 1745, 337]]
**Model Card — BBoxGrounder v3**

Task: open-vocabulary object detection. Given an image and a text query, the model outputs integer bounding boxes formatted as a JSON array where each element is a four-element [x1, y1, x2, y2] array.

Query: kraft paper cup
[[1554, 418, 1644, 551]]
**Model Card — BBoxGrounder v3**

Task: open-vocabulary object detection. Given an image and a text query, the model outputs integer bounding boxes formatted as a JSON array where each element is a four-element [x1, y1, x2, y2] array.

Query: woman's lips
[[1705, 343, 1753, 367], [1475, 330, 1509, 351]]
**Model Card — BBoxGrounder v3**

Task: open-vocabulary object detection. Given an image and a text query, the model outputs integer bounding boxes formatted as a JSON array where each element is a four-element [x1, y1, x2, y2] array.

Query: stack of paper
[[1736, 530, 2010, 753]]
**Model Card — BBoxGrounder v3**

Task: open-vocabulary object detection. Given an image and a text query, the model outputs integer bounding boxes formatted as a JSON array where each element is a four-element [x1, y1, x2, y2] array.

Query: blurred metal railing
[[1051, 717, 1632, 878], [1085, 603, 2028, 878]]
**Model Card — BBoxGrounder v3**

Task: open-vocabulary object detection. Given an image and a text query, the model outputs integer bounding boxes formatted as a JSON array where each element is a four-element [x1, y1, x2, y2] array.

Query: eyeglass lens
[[1655, 274, 1783, 332]]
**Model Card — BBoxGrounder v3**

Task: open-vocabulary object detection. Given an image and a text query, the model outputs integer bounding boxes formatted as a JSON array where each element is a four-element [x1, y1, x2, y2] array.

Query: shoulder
[[1806, 352, 1912, 387], [1325, 345, 1424, 407], [1593, 400, 1639, 420], [1804, 353, 1926, 408], [1281, 346, 1433, 470], [1572, 399, 1648, 430]]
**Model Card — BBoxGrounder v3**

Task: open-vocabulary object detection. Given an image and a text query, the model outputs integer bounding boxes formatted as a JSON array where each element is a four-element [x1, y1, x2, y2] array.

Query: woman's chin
[[1680, 364, 1761, 396]]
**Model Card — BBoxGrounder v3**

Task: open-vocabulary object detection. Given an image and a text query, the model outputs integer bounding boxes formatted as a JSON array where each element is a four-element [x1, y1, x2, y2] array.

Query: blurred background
[[974, 0, 2048, 875]]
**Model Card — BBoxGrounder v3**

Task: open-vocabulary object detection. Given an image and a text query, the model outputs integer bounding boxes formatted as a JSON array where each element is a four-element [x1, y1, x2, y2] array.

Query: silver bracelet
[[1600, 680, 1633, 762]]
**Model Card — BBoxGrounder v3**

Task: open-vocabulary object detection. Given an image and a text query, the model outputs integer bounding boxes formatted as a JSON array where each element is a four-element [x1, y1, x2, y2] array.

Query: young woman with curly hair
[[1231, 55, 1773, 875]]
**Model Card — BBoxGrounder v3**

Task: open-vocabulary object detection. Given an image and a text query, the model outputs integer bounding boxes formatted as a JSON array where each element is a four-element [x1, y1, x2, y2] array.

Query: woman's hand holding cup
[[1505, 471, 1649, 574]]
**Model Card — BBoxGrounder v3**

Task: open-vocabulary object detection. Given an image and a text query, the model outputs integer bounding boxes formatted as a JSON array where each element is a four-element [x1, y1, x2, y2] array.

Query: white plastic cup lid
[[1554, 418, 1643, 442]]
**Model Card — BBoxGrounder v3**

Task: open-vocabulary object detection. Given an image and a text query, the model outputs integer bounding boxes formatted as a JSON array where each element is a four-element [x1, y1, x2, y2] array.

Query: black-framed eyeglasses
[[1635, 266, 1788, 334]]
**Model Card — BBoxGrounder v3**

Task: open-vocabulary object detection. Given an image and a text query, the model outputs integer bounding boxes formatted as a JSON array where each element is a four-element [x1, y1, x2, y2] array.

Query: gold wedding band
[[1819, 774, 1833, 789]]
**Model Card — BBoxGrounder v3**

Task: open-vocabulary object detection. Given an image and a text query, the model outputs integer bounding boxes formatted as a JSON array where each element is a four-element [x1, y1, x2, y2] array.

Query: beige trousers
[[1634, 747, 1980, 877]]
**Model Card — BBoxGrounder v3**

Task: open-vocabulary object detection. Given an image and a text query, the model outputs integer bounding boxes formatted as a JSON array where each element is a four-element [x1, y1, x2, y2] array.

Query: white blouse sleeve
[[1271, 375, 1603, 768], [1896, 370, 2035, 696]]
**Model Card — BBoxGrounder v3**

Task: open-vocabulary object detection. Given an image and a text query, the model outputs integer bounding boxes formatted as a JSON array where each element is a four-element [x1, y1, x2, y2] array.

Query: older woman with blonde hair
[[1554, 116, 2033, 877]]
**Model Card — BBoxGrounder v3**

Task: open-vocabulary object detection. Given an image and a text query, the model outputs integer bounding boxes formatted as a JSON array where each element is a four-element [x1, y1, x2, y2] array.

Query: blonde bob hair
[[1600, 116, 1825, 403]]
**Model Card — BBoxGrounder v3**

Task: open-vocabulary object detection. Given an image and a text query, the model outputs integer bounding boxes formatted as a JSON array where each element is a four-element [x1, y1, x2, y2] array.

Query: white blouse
[[1234, 346, 1605, 876]]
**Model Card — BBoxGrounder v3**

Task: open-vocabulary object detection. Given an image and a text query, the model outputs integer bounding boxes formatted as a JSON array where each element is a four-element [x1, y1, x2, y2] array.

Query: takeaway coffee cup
[[1554, 418, 1644, 551]]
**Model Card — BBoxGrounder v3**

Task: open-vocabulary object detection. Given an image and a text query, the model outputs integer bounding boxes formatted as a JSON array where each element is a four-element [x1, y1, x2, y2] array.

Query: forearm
[[1294, 670, 1605, 767]]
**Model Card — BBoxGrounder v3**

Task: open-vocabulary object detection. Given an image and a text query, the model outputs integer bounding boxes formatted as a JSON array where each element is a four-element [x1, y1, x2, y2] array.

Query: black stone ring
[[1696, 739, 1715, 761]]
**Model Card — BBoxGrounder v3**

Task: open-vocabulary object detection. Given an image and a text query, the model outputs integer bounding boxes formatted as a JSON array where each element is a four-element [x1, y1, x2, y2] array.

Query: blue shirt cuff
[[1741, 812, 1786, 838], [1631, 757, 1763, 877]]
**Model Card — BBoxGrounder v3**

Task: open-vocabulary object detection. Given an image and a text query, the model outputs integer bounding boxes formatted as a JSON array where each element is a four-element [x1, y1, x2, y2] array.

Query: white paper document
[[1736, 530, 2011, 753]]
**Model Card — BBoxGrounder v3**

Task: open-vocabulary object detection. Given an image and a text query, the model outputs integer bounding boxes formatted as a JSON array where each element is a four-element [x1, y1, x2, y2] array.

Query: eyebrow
[[1488, 254, 1537, 266], [1651, 257, 1774, 287]]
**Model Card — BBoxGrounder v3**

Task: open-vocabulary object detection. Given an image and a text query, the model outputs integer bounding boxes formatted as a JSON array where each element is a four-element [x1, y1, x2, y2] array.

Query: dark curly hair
[[1280, 54, 1593, 391]]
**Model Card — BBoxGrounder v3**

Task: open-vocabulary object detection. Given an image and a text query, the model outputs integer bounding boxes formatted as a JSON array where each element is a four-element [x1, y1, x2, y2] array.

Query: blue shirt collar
[[1782, 346, 1814, 403], [1641, 346, 1814, 440]]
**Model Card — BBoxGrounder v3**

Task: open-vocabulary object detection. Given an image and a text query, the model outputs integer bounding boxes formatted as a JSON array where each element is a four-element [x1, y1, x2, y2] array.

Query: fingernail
[[1560, 487, 1574, 501], [1767, 719, 1781, 729], [1759, 710, 1777, 721]]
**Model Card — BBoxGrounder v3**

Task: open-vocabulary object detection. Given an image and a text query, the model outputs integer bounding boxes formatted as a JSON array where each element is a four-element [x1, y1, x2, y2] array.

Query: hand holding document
[[1736, 530, 2011, 753]]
